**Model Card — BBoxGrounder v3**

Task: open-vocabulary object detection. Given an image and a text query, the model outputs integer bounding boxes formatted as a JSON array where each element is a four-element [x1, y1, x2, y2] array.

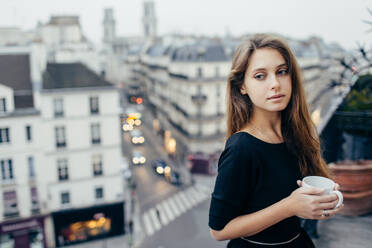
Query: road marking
[[196, 184, 212, 194], [156, 203, 170, 225], [143, 211, 154, 236], [149, 208, 162, 232], [178, 191, 192, 210], [141, 185, 213, 237], [167, 197, 181, 217], [172, 193, 187, 214], [188, 187, 203, 204], [184, 187, 198, 207], [190, 186, 205, 201], [193, 185, 210, 201], [161, 200, 175, 222]]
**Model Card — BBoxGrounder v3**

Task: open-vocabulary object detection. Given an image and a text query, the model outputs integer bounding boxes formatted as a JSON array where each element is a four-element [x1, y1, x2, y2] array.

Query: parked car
[[151, 159, 182, 185], [131, 151, 146, 165], [126, 108, 142, 127], [130, 130, 145, 144], [165, 170, 182, 185], [151, 159, 169, 175], [122, 123, 134, 132]]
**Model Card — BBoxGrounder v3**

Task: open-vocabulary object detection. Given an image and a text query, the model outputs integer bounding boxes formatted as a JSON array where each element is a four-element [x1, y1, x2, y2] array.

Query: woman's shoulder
[[225, 132, 257, 152], [227, 132, 254, 146]]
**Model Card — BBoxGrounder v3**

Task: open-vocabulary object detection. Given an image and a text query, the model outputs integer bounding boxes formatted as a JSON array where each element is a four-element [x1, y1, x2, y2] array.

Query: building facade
[[40, 62, 125, 247], [0, 49, 126, 247], [0, 52, 48, 248]]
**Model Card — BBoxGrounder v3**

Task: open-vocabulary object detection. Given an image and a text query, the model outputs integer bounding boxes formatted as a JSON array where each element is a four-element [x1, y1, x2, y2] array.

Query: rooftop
[[0, 53, 34, 109], [42, 62, 113, 90]]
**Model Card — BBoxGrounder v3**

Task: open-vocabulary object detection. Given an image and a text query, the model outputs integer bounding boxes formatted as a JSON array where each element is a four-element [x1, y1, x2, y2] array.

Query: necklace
[[250, 123, 280, 144]]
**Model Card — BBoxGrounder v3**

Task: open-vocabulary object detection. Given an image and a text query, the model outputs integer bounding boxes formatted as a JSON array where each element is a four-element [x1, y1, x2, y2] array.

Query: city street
[[119, 96, 228, 247]]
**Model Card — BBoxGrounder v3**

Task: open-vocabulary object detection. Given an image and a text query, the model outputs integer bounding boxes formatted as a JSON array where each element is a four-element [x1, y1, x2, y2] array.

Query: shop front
[[0, 215, 47, 248], [52, 202, 125, 247]]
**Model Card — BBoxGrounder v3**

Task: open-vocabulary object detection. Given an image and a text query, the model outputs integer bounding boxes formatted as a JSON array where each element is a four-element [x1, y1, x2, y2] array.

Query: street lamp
[[168, 138, 177, 155]]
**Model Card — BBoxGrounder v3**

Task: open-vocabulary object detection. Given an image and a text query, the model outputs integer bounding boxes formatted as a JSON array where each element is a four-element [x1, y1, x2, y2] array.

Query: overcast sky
[[1, 0, 371, 49]]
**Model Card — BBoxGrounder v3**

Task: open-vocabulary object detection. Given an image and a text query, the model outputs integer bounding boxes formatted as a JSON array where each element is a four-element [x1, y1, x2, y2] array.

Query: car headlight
[[135, 120, 141, 126], [156, 166, 164, 174], [138, 137, 144, 143], [132, 158, 139, 164], [140, 157, 146, 163], [132, 137, 138, 143], [164, 166, 171, 174]]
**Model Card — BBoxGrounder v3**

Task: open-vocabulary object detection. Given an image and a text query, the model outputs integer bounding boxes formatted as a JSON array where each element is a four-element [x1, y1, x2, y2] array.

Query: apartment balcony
[[1, 179, 17, 187], [168, 119, 224, 141], [191, 94, 207, 105], [3, 209, 19, 219], [31, 207, 41, 215]]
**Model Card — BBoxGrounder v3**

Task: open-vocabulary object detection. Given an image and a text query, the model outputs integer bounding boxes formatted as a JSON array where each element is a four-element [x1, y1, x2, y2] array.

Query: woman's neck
[[242, 108, 283, 143]]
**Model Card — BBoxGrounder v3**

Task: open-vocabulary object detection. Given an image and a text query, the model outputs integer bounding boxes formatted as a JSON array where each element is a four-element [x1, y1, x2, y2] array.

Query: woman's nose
[[270, 74, 280, 89]]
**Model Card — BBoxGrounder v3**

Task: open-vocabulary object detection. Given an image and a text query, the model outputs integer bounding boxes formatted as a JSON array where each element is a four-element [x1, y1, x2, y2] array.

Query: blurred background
[[0, 1, 371, 247]]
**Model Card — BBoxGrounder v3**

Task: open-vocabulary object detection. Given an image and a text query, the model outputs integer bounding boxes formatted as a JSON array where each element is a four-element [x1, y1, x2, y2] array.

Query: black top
[[209, 132, 303, 247]]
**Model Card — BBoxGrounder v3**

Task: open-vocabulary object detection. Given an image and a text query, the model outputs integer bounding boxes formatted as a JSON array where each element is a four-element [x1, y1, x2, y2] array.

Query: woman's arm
[[210, 196, 291, 241], [210, 184, 343, 241]]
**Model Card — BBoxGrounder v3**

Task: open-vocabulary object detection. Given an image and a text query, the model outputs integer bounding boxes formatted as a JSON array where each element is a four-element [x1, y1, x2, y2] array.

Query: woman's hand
[[285, 181, 344, 220]]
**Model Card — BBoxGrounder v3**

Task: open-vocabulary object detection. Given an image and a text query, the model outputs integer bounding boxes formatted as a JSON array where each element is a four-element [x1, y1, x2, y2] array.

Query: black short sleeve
[[208, 133, 254, 231]]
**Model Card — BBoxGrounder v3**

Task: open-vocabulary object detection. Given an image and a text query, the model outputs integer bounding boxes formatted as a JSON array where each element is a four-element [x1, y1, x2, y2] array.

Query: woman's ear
[[240, 85, 247, 95]]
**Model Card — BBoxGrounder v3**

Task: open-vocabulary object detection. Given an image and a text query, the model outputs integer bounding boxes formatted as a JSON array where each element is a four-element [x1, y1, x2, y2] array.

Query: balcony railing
[[191, 94, 207, 105], [3, 209, 19, 218], [334, 111, 372, 132]]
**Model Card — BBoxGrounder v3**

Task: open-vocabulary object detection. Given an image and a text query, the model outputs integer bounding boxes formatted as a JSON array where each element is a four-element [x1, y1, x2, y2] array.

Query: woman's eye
[[254, 74, 265, 80], [278, 69, 288, 75]]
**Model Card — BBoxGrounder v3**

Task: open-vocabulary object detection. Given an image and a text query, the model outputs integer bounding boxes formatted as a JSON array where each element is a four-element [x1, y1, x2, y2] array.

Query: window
[[3, 191, 18, 217], [197, 67, 203, 78], [60, 192, 70, 205], [215, 66, 220, 78], [197, 85, 202, 94], [26, 125, 32, 142], [31, 187, 39, 212], [0, 98, 6, 113], [28, 156, 35, 179], [57, 159, 68, 181], [92, 154, 103, 176], [216, 84, 221, 97], [53, 98, 64, 117], [1, 159, 13, 182], [95, 187, 104, 200], [55, 126, 66, 148], [90, 96, 99, 114], [91, 123, 101, 144], [0, 128, 10, 144], [216, 102, 221, 115]]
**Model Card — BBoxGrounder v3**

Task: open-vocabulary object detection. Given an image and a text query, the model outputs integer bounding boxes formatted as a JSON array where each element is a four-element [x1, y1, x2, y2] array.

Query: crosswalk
[[141, 184, 211, 237]]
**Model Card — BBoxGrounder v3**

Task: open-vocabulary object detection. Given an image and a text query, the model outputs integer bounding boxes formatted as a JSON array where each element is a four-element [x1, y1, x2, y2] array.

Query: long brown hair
[[226, 34, 330, 178]]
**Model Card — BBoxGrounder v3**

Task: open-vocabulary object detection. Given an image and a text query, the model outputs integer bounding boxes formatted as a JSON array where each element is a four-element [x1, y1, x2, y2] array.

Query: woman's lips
[[268, 95, 284, 101]]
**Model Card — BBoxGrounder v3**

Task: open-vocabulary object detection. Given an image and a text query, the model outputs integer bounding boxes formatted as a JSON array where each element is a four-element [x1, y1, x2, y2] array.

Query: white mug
[[302, 176, 343, 208]]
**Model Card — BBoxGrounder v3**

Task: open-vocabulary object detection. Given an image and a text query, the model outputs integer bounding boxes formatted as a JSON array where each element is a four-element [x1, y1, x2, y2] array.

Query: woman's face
[[241, 48, 292, 113]]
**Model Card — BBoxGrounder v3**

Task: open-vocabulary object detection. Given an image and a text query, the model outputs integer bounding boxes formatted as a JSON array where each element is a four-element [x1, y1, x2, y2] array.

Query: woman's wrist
[[280, 196, 295, 218]]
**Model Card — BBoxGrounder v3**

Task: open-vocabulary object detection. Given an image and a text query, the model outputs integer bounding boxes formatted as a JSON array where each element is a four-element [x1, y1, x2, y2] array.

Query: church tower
[[103, 8, 116, 44], [142, 1, 157, 40]]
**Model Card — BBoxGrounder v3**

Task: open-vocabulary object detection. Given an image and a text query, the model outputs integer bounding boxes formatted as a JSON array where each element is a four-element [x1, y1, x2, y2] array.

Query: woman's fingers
[[314, 204, 344, 220], [299, 186, 324, 195], [334, 183, 340, 191], [317, 193, 338, 203], [297, 180, 302, 187], [316, 200, 339, 210]]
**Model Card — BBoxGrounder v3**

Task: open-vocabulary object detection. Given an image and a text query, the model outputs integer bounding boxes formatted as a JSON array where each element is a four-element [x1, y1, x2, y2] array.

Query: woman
[[208, 34, 343, 247]]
